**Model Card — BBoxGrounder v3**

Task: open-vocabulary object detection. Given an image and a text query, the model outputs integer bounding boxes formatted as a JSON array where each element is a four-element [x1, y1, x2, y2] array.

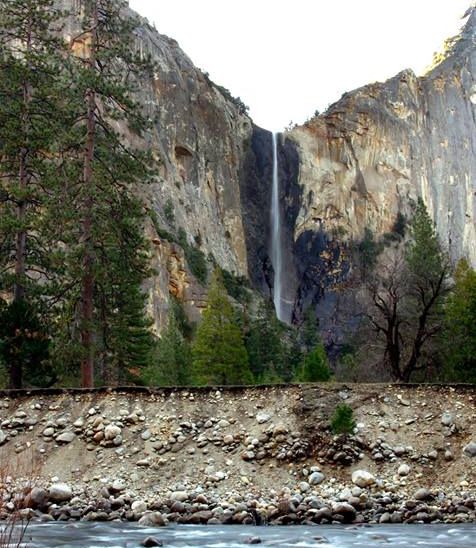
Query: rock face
[[60, 0, 256, 332], [60, 2, 476, 330], [283, 7, 476, 322], [145, 5, 475, 329]]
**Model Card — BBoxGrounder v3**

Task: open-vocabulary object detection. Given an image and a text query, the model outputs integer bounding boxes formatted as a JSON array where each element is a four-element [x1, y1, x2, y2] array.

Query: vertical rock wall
[[57, 1, 476, 332], [284, 7, 476, 323]]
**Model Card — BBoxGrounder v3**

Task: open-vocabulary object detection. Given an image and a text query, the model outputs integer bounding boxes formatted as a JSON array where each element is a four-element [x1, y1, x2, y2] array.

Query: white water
[[270, 132, 283, 321]]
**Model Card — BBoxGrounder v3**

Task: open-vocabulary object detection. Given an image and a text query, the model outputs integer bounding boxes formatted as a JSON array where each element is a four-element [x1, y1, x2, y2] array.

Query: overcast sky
[[129, 0, 471, 131]]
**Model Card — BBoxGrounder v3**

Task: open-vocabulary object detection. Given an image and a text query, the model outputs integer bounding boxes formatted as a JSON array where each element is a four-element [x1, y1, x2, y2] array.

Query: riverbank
[[0, 384, 475, 525]]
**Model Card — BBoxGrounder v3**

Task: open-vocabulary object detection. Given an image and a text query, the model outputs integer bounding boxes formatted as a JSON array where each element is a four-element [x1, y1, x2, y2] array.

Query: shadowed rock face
[[238, 129, 300, 318], [58, 1, 476, 330]]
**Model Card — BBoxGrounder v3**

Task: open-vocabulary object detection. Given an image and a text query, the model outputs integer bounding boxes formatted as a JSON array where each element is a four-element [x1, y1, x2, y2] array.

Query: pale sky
[[129, 0, 472, 131]]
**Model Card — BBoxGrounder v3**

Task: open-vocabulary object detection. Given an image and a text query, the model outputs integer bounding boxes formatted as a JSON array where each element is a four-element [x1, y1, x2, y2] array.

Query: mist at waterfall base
[[19, 522, 476, 547]]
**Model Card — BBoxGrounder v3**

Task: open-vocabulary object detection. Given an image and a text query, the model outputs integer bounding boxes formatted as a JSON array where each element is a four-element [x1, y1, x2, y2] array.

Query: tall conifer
[[54, 0, 155, 387], [192, 269, 253, 385], [0, 0, 67, 387]]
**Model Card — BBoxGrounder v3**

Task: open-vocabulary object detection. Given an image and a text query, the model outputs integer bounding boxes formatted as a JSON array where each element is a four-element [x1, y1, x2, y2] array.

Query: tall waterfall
[[270, 132, 283, 321]]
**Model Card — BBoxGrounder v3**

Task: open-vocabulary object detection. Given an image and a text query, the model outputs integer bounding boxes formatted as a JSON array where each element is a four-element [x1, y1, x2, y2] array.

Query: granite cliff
[[63, 2, 476, 330], [282, 5, 476, 323]]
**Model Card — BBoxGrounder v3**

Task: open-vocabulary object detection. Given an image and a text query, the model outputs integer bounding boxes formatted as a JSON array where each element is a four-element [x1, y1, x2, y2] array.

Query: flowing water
[[16, 522, 476, 547], [270, 132, 283, 321]]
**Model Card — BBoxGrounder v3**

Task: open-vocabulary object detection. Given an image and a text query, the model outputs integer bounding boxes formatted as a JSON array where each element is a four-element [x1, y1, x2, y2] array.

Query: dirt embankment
[[0, 384, 474, 496]]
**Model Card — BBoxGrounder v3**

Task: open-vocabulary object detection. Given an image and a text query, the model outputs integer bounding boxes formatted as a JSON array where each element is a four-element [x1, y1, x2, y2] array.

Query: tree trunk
[[14, 151, 27, 303], [80, 3, 98, 388], [11, 20, 33, 389]]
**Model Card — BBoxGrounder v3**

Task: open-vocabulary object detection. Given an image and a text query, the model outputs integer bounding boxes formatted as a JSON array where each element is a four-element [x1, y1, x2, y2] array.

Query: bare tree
[[363, 200, 449, 382]]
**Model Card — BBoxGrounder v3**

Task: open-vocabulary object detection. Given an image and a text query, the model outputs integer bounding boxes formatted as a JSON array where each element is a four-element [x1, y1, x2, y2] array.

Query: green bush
[[164, 198, 175, 225], [330, 403, 356, 435], [186, 245, 208, 285], [178, 228, 208, 285], [149, 210, 176, 243], [221, 268, 250, 303]]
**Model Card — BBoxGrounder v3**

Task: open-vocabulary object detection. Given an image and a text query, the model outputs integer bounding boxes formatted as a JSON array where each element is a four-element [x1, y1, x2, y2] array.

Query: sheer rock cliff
[[63, 2, 476, 329]]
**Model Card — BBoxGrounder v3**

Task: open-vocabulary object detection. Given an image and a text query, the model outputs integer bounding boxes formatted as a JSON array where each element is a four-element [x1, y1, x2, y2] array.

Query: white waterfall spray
[[270, 132, 283, 321]]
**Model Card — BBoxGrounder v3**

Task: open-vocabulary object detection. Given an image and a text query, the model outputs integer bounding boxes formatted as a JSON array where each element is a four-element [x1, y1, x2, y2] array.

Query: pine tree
[[299, 306, 320, 352], [192, 269, 253, 385], [0, 0, 67, 387], [245, 302, 292, 382], [295, 307, 331, 382], [52, 0, 155, 387], [443, 259, 476, 382], [296, 343, 331, 382], [143, 302, 191, 386]]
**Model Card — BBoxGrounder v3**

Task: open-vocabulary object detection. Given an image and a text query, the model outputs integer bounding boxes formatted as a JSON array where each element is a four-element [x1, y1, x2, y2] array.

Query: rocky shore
[[0, 384, 474, 527]]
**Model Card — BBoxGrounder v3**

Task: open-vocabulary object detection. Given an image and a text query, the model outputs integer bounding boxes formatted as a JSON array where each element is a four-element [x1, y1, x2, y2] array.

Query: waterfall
[[270, 132, 283, 321]]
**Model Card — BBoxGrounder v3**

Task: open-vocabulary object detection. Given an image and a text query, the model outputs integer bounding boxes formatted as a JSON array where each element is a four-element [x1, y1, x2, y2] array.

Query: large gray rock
[[141, 537, 163, 547], [138, 512, 168, 527], [414, 488, 432, 501], [170, 491, 188, 502], [332, 502, 357, 523], [398, 464, 410, 477], [56, 431, 76, 444], [104, 424, 121, 441], [131, 500, 148, 514], [351, 470, 376, 488], [48, 483, 72, 502], [256, 413, 271, 424], [309, 471, 325, 485], [441, 412, 454, 427], [463, 442, 476, 457], [0, 429, 6, 445], [28, 487, 49, 508]]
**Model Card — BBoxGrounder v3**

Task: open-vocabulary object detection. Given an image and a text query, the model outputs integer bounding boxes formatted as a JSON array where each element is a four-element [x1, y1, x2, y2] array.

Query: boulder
[[414, 488, 432, 501], [223, 434, 234, 445], [170, 491, 188, 502], [104, 424, 121, 441], [332, 502, 357, 523], [256, 413, 271, 424], [56, 431, 76, 444], [141, 430, 152, 441], [0, 429, 7, 445], [138, 512, 168, 527], [48, 483, 72, 502], [131, 500, 148, 514], [309, 471, 325, 485], [441, 412, 454, 427], [351, 470, 376, 488], [463, 442, 476, 457], [141, 537, 163, 547], [110, 480, 126, 493], [398, 464, 410, 477], [28, 487, 49, 509]]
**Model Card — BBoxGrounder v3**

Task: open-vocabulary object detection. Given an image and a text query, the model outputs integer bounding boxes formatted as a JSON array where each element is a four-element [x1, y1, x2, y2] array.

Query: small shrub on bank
[[331, 403, 356, 435]]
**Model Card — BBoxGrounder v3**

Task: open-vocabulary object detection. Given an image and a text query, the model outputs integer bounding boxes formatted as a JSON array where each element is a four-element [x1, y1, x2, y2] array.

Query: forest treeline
[[0, 1, 474, 389]]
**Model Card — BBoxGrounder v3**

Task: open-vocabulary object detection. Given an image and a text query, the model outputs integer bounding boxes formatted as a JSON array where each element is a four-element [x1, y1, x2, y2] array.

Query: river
[[14, 522, 476, 547]]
